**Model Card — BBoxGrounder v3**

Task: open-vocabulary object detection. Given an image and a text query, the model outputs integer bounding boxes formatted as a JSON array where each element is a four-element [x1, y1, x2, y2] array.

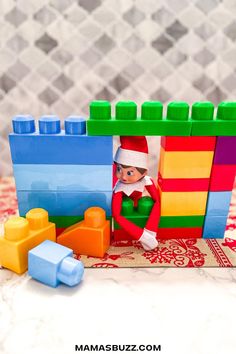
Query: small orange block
[[0, 208, 56, 274], [57, 207, 110, 258]]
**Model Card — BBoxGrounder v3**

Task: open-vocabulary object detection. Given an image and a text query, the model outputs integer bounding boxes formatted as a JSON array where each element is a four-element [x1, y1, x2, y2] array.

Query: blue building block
[[13, 164, 112, 192], [205, 191, 232, 216], [17, 191, 112, 216], [202, 215, 228, 239], [28, 240, 84, 287], [9, 116, 113, 165]]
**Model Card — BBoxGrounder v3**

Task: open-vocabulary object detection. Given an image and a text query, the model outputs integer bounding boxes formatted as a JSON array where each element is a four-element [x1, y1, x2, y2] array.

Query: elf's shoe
[[139, 228, 158, 251]]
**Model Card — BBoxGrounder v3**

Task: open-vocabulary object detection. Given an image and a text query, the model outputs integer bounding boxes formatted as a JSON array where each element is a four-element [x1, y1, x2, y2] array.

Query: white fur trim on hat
[[114, 147, 148, 169]]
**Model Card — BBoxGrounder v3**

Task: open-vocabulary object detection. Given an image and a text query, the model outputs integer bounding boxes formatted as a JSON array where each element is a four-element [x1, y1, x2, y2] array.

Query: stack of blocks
[[203, 137, 236, 238], [8, 101, 236, 242], [9, 115, 113, 234], [87, 100, 236, 240], [158, 135, 216, 238]]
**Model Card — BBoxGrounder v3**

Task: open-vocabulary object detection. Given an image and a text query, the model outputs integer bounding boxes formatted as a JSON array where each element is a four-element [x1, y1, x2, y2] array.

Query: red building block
[[158, 227, 202, 239], [161, 136, 216, 151], [56, 228, 66, 237], [158, 173, 210, 192], [209, 164, 236, 191], [114, 227, 202, 241], [113, 229, 133, 241]]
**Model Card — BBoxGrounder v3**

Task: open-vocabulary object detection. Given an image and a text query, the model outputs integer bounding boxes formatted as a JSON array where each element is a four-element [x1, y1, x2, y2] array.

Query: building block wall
[[9, 101, 236, 241], [9, 115, 113, 228], [158, 136, 216, 238], [86, 99, 235, 240]]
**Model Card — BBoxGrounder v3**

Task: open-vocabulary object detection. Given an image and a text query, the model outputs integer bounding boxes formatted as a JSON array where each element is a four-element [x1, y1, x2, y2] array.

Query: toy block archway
[[87, 100, 236, 240]]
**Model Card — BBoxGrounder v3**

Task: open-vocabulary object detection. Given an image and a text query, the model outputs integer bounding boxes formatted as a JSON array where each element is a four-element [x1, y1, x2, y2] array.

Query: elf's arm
[[144, 178, 161, 233], [112, 191, 143, 240]]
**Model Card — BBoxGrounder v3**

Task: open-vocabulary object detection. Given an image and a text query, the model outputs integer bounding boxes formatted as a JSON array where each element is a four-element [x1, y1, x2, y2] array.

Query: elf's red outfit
[[112, 136, 160, 250]]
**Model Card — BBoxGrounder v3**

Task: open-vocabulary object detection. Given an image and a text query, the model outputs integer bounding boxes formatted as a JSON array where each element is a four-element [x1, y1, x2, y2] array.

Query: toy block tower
[[203, 103, 236, 238], [158, 102, 216, 239], [9, 115, 113, 232]]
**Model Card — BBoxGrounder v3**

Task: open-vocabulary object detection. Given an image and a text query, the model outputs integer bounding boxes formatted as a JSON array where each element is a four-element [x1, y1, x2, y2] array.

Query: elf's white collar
[[114, 175, 153, 196]]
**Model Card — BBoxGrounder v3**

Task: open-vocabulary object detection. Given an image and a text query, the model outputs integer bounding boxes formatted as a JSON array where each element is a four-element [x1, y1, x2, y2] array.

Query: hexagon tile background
[[0, 0, 236, 175]]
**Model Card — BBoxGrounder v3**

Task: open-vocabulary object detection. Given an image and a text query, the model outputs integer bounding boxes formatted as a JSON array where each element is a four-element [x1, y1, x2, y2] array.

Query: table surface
[[1, 267, 236, 354]]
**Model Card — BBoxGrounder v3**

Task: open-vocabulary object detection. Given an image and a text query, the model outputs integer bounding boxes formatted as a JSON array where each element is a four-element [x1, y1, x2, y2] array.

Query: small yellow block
[[159, 147, 214, 178], [160, 190, 208, 216], [0, 208, 56, 274]]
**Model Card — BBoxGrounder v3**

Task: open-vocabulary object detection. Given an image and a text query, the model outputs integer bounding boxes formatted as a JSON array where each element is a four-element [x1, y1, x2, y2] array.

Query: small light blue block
[[28, 240, 84, 287], [203, 215, 228, 239], [17, 191, 112, 216], [206, 191, 232, 216], [13, 164, 112, 192]]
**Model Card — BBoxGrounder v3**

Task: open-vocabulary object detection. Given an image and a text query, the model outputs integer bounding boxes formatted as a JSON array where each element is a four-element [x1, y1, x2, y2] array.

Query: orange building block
[[57, 207, 110, 258], [0, 208, 56, 274]]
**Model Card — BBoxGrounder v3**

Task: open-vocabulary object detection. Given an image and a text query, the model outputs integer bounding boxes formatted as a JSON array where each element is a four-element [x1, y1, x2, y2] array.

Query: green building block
[[191, 101, 236, 136], [159, 215, 205, 228], [214, 102, 236, 135], [114, 197, 154, 229], [87, 101, 191, 136], [49, 216, 84, 228], [114, 197, 204, 230], [29, 215, 111, 229], [191, 101, 215, 136]]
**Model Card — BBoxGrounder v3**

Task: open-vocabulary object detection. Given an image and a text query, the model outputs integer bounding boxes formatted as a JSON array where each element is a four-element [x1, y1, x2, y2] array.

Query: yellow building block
[[160, 190, 208, 216], [57, 207, 110, 258], [159, 147, 214, 178], [0, 208, 56, 274]]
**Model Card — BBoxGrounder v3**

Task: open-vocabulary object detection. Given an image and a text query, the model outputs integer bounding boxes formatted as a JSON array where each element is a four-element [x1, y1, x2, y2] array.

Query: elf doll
[[112, 136, 160, 251]]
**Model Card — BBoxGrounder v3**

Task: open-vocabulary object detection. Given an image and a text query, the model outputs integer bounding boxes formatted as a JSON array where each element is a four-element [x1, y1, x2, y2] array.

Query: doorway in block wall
[[112, 135, 236, 241]]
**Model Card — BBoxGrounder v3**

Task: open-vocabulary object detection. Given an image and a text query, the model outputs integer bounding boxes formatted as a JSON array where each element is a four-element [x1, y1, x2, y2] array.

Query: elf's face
[[116, 164, 146, 184]]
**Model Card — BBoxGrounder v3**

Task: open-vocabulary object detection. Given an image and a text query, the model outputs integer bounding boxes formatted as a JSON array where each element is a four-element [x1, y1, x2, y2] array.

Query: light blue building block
[[13, 164, 112, 192], [17, 191, 112, 216], [203, 215, 228, 239], [28, 240, 84, 287], [205, 191, 232, 216]]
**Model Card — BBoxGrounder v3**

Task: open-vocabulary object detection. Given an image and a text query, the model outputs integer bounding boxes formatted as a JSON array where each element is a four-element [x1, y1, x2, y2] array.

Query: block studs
[[12, 115, 35, 134]]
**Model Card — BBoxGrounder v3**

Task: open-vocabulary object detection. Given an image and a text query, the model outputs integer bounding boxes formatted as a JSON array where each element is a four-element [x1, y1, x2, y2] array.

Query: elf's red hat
[[114, 136, 148, 169]]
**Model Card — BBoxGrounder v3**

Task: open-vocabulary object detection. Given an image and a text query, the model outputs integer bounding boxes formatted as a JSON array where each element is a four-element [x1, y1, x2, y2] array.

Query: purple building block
[[213, 137, 236, 165]]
